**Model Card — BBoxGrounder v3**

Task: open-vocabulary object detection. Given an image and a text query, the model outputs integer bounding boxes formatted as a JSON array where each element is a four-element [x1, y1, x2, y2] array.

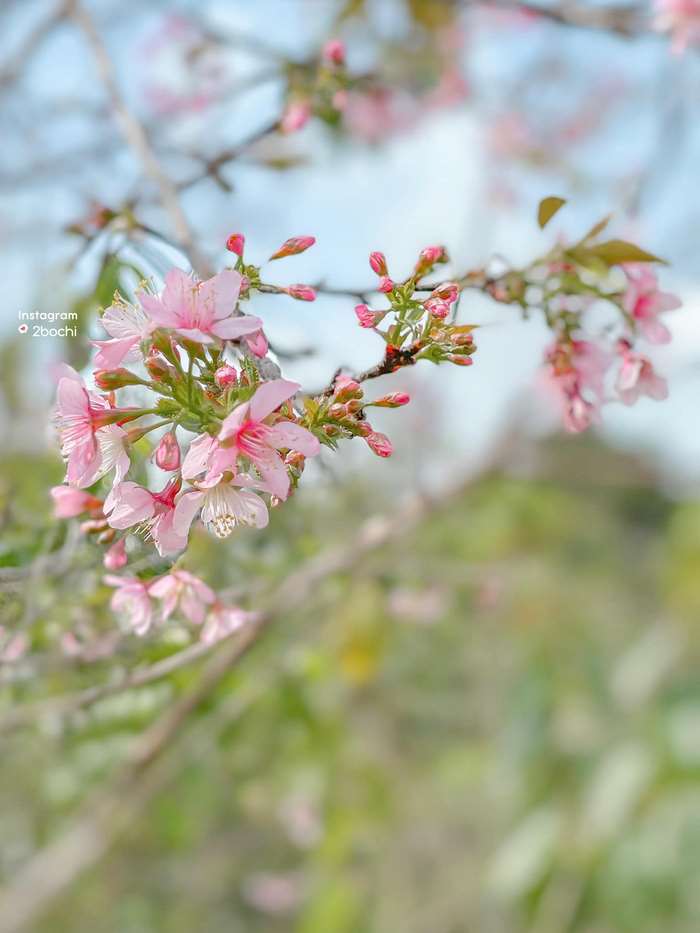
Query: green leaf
[[537, 196, 567, 229], [581, 214, 612, 243], [587, 240, 667, 266]]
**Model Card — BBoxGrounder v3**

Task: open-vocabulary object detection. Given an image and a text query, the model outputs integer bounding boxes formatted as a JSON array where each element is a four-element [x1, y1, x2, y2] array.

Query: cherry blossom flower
[[104, 575, 154, 635], [196, 379, 320, 500], [622, 264, 681, 344], [54, 367, 130, 487], [149, 570, 215, 624], [174, 474, 270, 540], [92, 299, 154, 370], [616, 345, 669, 405], [139, 268, 263, 344], [104, 477, 186, 556]]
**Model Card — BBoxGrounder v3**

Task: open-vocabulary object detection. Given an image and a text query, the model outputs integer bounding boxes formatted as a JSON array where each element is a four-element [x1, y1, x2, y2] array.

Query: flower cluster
[[51, 201, 681, 640], [537, 254, 680, 433], [279, 35, 468, 143], [353, 247, 476, 367]]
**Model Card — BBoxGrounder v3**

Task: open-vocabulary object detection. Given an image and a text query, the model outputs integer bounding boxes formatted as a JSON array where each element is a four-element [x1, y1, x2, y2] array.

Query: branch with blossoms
[[50, 196, 682, 643]]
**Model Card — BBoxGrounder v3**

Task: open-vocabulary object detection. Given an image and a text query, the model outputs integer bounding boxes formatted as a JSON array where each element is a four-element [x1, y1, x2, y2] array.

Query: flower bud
[[322, 38, 346, 65], [214, 364, 238, 388], [333, 376, 362, 402], [226, 233, 245, 256], [369, 251, 388, 276], [345, 398, 363, 414], [281, 101, 311, 134], [354, 303, 378, 328], [329, 403, 347, 419], [50, 486, 102, 519], [431, 282, 460, 304], [103, 537, 127, 570], [424, 298, 450, 320], [366, 431, 393, 457], [94, 368, 142, 390], [420, 245, 446, 265], [285, 284, 316, 302], [155, 431, 181, 471], [145, 352, 177, 383], [372, 392, 410, 408], [415, 245, 448, 276], [269, 236, 316, 260], [245, 330, 269, 357], [449, 331, 474, 347], [447, 354, 474, 366], [378, 276, 394, 293]]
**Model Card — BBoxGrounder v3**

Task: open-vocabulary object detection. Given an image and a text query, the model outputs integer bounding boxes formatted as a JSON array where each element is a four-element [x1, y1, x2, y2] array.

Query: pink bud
[[103, 538, 127, 570], [333, 375, 362, 401], [431, 281, 460, 304], [424, 297, 451, 319], [94, 368, 142, 390], [285, 284, 317, 301], [322, 38, 346, 65], [420, 245, 446, 265], [354, 303, 377, 328], [281, 101, 311, 134], [214, 364, 238, 388], [447, 354, 474, 366], [269, 236, 316, 261], [50, 486, 102, 519], [245, 330, 269, 357], [226, 233, 245, 255], [378, 276, 394, 293], [373, 392, 410, 408], [366, 431, 393, 458], [369, 251, 388, 276], [155, 431, 181, 471]]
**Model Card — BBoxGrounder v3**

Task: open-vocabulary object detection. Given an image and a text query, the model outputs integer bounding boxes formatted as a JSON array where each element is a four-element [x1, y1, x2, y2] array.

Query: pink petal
[[200, 269, 242, 322], [259, 457, 291, 500], [105, 483, 155, 529], [91, 336, 140, 370], [211, 314, 263, 340], [172, 489, 205, 535], [182, 434, 217, 480], [249, 379, 300, 422], [266, 421, 320, 457], [152, 512, 188, 556]]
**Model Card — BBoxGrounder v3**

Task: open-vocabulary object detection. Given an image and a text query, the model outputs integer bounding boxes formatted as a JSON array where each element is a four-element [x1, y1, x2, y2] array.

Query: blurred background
[[1, 1, 700, 931]]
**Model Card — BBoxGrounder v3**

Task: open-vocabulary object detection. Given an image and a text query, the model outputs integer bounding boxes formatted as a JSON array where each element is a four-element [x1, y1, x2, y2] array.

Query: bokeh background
[[1, 1, 699, 931]]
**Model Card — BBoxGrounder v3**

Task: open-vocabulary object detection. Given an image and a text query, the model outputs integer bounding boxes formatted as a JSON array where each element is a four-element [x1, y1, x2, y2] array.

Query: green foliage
[[0, 442, 699, 932]]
